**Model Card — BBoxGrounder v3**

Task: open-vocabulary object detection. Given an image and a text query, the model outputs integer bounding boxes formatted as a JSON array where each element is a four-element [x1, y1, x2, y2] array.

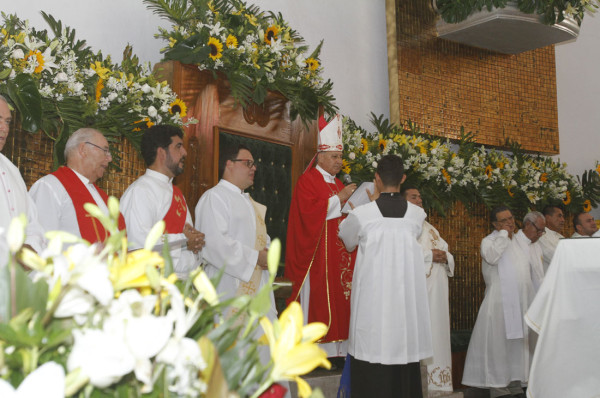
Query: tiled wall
[[395, 0, 559, 154]]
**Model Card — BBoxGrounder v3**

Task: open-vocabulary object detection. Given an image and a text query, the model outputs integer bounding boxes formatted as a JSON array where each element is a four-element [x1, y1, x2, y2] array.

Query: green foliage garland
[[342, 113, 600, 216], [144, 0, 338, 124]]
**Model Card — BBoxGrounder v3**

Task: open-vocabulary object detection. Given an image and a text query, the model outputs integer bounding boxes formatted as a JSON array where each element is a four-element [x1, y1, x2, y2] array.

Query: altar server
[[339, 154, 431, 398]]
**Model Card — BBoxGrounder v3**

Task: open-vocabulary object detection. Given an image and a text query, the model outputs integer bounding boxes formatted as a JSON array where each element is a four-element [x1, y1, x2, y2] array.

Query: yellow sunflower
[[496, 161, 504, 169], [359, 138, 369, 154], [95, 78, 104, 103], [264, 25, 279, 44], [169, 98, 187, 117], [539, 172, 548, 183], [25, 50, 44, 73], [583, 199, 592, 212], [563, 190, 571, 205], [341, 160, 351, 175], [226, 34, 238, 49], [305, 58, 319, 71], [596, 164, 600, 176], [507, 186, 514, 197], [485, 165, 493, 179], [442, 169, 451, 185], [378, 139, 387, 152], [207, 37, 223, 60]]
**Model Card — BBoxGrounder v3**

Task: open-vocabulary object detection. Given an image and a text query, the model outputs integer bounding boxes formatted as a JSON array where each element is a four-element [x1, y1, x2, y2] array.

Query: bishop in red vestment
[[285, 115, 357, 353]]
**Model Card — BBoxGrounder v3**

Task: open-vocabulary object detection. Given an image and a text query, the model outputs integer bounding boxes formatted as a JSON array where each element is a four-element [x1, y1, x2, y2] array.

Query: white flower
[[11, 49, 24, 59], [209, 22, 225, 36], [7, 214, 26, 254], [147, 106, 158, 118], [372, 161, 378, 168], [55, 72, 68, 82], [349, 152, 356, 160], [68, 328, 135, 388], [0, 362, 65, 398], [107, 92, 118, 101]]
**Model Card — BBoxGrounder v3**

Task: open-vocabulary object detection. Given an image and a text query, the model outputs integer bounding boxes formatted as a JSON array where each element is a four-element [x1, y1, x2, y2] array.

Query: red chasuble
[[285, 167, 356, 342], [52, 166, 126, 243], [163, 185, 187, 234]]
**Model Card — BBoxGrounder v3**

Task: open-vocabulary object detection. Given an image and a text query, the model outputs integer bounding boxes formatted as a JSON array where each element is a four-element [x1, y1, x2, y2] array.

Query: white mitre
[[317, 114, 343, 152]]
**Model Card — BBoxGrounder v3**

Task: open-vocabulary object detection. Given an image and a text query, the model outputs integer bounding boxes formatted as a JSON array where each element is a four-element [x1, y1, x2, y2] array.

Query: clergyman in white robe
[[0, 153, 45, 262], [194, 179, 277, 321], [462, 228, 538, 396], [419, 220, 455, 393]]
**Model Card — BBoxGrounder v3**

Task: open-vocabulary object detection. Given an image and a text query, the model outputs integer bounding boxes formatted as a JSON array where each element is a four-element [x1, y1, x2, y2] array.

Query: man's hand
[[366, 180, 380, 201], [432, 248, 448, 264], [501, 224, 514, 238], [337, 183, 357, 202], [257, 249, 269, 270], [183, 224, 205, 254]]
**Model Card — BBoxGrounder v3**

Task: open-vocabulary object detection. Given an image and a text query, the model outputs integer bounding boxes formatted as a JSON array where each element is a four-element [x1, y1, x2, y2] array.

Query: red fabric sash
[[163, 185, 187, 234], [52, 166, 126, 243]]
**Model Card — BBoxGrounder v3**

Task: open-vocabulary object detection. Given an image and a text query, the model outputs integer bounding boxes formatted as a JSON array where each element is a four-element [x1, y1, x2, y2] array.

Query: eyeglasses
[[531, 222, 546, 235], [85, 142, 111, 157], [231, 159, 256, 168], [495, 215, 514, 224]]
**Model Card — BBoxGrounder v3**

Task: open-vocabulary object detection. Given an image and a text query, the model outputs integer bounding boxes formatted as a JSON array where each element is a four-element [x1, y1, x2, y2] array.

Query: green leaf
[[0, 262, 49, 323], [5, 74, 43, 132]]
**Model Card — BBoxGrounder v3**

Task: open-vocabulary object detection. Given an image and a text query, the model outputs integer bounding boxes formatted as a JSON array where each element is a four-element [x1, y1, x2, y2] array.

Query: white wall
[[556, 14, 600, 217], [2, 0, 390, 130]]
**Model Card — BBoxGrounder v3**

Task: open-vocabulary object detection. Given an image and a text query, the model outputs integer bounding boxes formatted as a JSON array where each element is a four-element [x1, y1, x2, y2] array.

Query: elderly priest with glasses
[[30, 127, 126, 243]]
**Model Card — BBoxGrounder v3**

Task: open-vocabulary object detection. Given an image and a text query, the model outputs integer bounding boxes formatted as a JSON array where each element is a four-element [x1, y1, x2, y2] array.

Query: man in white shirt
[[120, 125, 204, 280], [463, 209, 545, 398], [194, 143, 276, 320], [571, 212, 598, 238], [538, 205, 565, 272], [0, 95, 44, 260], [30, 128, 125, 243], [339, 155, 431, 398], [403, 186, 455, 394]]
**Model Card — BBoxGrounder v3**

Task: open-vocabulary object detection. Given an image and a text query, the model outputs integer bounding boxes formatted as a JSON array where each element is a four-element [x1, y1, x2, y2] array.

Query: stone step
[[287, 368, 464, 397]]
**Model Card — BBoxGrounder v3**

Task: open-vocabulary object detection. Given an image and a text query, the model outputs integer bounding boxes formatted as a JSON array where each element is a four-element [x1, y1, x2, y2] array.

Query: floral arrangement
[[0, 199, 330, 397], [0, 12, 194, 167], [144, 0, 337, 123], [434, 0, 600, 26], [342, 113, 600, 216]]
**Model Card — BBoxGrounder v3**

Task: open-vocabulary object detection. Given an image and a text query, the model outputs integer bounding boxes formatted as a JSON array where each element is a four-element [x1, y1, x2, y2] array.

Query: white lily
[[0, 361, 65, 398], [7, 214, 26, 254]]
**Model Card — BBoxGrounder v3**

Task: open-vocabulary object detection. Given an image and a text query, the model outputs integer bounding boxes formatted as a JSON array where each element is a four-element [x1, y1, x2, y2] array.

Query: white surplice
[[194, 179, 276, 320], [0, 153, 45, 262], [338, 201, 432, 365], [537, 228, 563, 273], [525, 239, 600, 398], [29, 168, 108, 238], [462, 229, 535, 388], [419, 220, 455, 392], [120, 169, 200, 279]]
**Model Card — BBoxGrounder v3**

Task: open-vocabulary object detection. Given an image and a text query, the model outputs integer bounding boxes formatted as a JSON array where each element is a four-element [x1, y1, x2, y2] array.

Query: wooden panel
[[155, 61, 317, 222]]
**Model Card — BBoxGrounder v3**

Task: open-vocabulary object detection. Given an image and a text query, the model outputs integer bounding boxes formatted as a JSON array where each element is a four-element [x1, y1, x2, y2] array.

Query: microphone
[[342, 174, 352, 184]]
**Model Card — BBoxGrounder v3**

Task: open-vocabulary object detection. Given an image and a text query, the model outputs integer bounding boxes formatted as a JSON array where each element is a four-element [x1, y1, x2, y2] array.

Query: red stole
[[52, 166, 126, 243], [285, 167, 356, 342], [163, 185, 187, 234]]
